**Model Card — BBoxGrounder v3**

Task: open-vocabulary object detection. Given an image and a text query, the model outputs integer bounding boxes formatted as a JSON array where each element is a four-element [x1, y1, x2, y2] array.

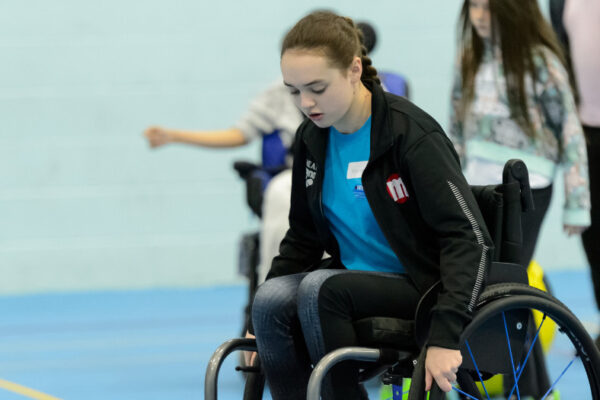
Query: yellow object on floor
[[528, 260, 557, 352]]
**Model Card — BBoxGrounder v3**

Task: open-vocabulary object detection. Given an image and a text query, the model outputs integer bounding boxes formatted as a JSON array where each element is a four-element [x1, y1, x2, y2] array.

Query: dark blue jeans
[[252, 269, 420, 400], [582, 125, 600, 310]]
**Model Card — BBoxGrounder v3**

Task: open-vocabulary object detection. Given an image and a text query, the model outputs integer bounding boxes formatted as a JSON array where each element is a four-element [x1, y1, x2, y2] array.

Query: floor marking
[[0, 379, 62, 400]]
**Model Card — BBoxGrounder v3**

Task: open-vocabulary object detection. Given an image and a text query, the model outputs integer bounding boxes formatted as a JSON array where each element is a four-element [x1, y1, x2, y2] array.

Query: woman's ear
[[349, 56, 363, 84]]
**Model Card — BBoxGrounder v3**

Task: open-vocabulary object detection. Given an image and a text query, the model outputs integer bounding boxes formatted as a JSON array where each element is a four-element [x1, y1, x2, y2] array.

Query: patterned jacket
[[449, 45, 590, 226]]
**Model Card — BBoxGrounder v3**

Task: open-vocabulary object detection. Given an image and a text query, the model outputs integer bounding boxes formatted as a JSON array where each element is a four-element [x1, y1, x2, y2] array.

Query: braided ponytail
[[359, 45, 381, 86]]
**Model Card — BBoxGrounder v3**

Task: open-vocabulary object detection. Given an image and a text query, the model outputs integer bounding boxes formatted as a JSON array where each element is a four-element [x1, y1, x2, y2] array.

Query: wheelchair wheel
[[454, 286, 600, 400]]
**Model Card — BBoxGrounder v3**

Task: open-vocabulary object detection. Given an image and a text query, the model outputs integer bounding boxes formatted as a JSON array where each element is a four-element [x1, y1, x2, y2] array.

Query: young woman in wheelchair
[[245, 11, 494, 400]]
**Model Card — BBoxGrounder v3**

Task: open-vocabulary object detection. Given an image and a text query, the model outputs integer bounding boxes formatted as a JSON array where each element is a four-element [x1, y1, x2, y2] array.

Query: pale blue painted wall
[[0, 0, 586, 294]]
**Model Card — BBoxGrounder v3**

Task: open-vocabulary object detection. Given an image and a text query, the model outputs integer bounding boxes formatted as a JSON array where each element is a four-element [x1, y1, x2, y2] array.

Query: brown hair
[[458, 0, 569, 137], [281, 11, 380, 86]]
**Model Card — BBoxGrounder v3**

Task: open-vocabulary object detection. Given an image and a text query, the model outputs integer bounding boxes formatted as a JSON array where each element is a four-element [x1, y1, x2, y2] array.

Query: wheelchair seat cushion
[[353, 317, 418, 350]]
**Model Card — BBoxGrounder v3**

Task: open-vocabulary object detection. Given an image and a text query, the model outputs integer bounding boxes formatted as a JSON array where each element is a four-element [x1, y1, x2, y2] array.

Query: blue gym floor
[[0, 270, 596, 400]]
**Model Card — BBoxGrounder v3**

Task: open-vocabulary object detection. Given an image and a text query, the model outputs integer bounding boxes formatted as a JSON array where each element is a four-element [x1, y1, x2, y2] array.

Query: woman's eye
[[289, 90, 300, 96], [312, 87, 326, 94]]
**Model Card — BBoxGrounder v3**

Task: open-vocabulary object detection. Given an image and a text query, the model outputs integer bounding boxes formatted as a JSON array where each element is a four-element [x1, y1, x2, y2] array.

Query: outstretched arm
[[143, 126, 248, 148]]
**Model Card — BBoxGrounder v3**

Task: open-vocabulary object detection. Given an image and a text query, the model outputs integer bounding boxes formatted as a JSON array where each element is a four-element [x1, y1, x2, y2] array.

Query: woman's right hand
[[144, 126, 172, 148], [244, 331, 258, 366], [425, 346, 462, 392]]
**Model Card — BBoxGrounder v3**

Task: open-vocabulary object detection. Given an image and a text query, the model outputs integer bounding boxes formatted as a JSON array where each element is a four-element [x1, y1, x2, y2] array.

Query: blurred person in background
[[550, 0, 600, 349], [448, 0, 590, 395], [449, 0, 590, 270], [356, 21, 410, 99]]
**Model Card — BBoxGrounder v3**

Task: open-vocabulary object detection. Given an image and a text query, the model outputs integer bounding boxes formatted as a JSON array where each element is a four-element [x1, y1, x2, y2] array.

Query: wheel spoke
[[541, 357, 577, 400], [502, 312, 521, 399], [465, 340, 491, 400], [507, 313, 548, 399], [452, 386, 482, 400]]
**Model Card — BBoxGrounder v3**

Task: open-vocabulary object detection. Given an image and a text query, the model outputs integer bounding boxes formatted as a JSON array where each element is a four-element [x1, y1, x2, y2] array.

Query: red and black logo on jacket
[[386, 174, 409, 204]]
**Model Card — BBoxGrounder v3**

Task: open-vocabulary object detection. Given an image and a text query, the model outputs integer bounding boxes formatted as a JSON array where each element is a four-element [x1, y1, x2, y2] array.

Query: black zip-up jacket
[[266, 82, 493, 349]]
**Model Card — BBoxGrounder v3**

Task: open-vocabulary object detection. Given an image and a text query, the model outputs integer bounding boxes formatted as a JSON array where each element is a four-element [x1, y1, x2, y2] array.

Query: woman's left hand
[[564, 224, 588, 236], [424, 346, 462, 392]]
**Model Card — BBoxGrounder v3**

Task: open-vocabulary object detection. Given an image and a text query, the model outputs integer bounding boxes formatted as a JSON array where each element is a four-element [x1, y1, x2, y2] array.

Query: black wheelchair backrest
[[471, 159, 534, 264]]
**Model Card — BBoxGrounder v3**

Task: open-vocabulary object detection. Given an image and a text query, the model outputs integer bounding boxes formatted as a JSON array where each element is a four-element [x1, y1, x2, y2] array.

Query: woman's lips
[[475, 24, 489, 33], [309, 113, 323, 121]]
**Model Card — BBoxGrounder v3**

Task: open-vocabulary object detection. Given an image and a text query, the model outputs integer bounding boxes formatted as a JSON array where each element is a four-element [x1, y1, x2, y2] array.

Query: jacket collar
[[302, 81, 397, 165]]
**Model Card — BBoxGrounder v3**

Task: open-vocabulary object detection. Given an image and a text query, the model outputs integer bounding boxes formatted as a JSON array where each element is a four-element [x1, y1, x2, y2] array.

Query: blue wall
[[0, 0, 586, 294]]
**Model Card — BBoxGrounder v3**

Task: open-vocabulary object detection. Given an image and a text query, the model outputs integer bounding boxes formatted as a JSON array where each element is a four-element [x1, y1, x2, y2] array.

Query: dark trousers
[[582, 125, 600, 309], [252, 269, 420, 400]]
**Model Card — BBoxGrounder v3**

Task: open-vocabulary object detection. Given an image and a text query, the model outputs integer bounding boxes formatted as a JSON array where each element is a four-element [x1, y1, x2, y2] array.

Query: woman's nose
[[300, 93, 315, 109]]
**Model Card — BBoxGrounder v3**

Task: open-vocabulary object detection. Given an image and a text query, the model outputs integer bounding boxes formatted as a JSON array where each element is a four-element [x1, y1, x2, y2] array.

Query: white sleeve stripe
[[447, 180, 489, 312]]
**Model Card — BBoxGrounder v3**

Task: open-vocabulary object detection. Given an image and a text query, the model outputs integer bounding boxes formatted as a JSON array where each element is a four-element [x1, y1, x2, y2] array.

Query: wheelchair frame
[[206, 159, 600, 400]]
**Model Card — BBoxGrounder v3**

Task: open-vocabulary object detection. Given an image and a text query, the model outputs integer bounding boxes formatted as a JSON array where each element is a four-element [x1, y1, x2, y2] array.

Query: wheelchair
[[207, 159, 600, 400], [233, 130, 290, 337]]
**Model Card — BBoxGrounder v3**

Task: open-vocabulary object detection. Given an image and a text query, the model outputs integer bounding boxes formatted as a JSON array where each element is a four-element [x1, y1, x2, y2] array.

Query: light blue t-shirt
[[322, 117, 405, 273]]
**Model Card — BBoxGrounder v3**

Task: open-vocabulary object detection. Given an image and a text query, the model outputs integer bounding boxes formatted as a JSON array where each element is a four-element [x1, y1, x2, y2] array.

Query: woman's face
[[281, 49, 359, 129], [469, 0, 491, 39]]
